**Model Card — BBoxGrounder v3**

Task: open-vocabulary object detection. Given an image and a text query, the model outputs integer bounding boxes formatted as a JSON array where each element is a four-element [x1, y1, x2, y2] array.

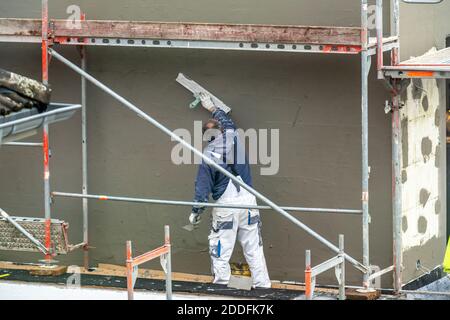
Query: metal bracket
[[335, 265, 343, 285], [310, 276, 316, 296], [384, 100, 392, 114], [160, 253, 168, 274], [48, 21, 55, 40], [384, 99, 405, 115], [132, 265, 138, 288], [369, 265, 381, 288]]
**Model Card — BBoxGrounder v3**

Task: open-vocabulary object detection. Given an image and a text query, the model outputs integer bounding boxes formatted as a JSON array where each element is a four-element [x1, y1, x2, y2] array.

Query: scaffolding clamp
[[160, 253, 168, 274]]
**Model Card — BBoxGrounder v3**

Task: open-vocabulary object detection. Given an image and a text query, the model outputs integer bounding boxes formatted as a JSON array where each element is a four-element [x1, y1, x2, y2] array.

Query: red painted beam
[[132, 245, 169, 267]]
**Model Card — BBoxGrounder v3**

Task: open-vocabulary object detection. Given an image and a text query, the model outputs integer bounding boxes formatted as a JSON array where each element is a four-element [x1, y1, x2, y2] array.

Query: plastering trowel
[[176, 73, 232, 114], [182, 224, 199, 232]]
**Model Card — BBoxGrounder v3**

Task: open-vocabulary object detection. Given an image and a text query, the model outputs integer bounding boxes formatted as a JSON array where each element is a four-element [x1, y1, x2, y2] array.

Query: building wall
[[400, 77, 446, 284], [399, 1, 449, 285], [0, 0, 447, 288]]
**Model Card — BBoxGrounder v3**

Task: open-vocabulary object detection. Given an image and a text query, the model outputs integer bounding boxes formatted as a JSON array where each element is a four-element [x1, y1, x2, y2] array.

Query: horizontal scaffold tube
[[52, 192, 362, 215], [2, 142, 43, 147], [48, 48, 367, 273]]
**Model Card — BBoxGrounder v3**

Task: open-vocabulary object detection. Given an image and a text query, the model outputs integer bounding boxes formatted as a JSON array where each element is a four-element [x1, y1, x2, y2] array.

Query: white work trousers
[[208, 179, 271, 288]]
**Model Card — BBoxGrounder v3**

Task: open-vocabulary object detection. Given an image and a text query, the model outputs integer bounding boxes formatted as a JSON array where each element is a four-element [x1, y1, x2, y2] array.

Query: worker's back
[[203, 127, 253, 201], [193, 109, 253, 205]]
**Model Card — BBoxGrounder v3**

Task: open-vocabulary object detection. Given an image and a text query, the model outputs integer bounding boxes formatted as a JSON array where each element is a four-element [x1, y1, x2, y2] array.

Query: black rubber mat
[[0, 268, 305, 300]]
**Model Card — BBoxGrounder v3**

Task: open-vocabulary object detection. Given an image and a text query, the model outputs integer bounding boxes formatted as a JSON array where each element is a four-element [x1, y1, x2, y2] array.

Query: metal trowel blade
[[182, 224, 197, 232]]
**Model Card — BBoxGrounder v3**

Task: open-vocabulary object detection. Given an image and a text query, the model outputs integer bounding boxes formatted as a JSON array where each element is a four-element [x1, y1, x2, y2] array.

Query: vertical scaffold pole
[[305, 250, 312, 300], [126, 241, 134, 300], [41, 0, 52, 263], [80, 12, 89, 270], [392, 91, 403, 294], [338, 234, 346, 300], [164, 225, 172, 300], [376, 0, 384, 79], [391, 0, 402, 294], [361, 0, 372, 289]]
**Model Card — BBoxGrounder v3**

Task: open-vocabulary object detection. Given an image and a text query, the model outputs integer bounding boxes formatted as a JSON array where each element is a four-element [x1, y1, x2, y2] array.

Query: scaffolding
[[126, 225, 172, 300], [0, 0, 449, 298]]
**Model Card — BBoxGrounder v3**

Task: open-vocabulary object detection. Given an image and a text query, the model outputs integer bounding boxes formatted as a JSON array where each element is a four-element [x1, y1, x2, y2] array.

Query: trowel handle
[[189, 95, 201, 109]]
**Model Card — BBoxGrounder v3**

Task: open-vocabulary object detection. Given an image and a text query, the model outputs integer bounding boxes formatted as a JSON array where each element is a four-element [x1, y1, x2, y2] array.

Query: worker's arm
[[212, 108, 236, 131], [192, 161, 215, 215]]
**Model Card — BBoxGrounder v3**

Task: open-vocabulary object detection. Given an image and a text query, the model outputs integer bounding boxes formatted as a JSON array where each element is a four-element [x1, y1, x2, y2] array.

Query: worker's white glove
[[189, 212, 202, 225], [199, 92, 216, 113]]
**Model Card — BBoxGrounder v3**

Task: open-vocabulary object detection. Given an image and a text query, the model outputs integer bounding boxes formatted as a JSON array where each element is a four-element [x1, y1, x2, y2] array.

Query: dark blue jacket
[[192, 109, 252, 214]]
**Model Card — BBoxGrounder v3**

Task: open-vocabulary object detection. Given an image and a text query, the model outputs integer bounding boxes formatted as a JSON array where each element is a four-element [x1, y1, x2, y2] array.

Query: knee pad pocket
[[210, 239, 222, 258], [248, 209, 261, 225], [257, 221, 263, 246]]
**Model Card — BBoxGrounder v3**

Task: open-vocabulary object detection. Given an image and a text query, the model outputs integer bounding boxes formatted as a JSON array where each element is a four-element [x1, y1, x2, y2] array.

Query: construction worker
[[188, 92, 271, 289]]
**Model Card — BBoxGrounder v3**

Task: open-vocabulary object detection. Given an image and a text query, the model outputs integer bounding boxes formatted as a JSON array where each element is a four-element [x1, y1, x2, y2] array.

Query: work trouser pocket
[[209, 208, 237, 260], [247, 209, 260, 226], [211, 208, 235, 232], [245, 209, 263, 247], [212, 220, 234, 233], [257, 220, 263, 246], [208, 224, 233, 259]]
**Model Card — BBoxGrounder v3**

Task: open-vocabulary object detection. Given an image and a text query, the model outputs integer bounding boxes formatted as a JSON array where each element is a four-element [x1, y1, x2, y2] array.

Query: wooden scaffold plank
[[0, 18, 362, 46]]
